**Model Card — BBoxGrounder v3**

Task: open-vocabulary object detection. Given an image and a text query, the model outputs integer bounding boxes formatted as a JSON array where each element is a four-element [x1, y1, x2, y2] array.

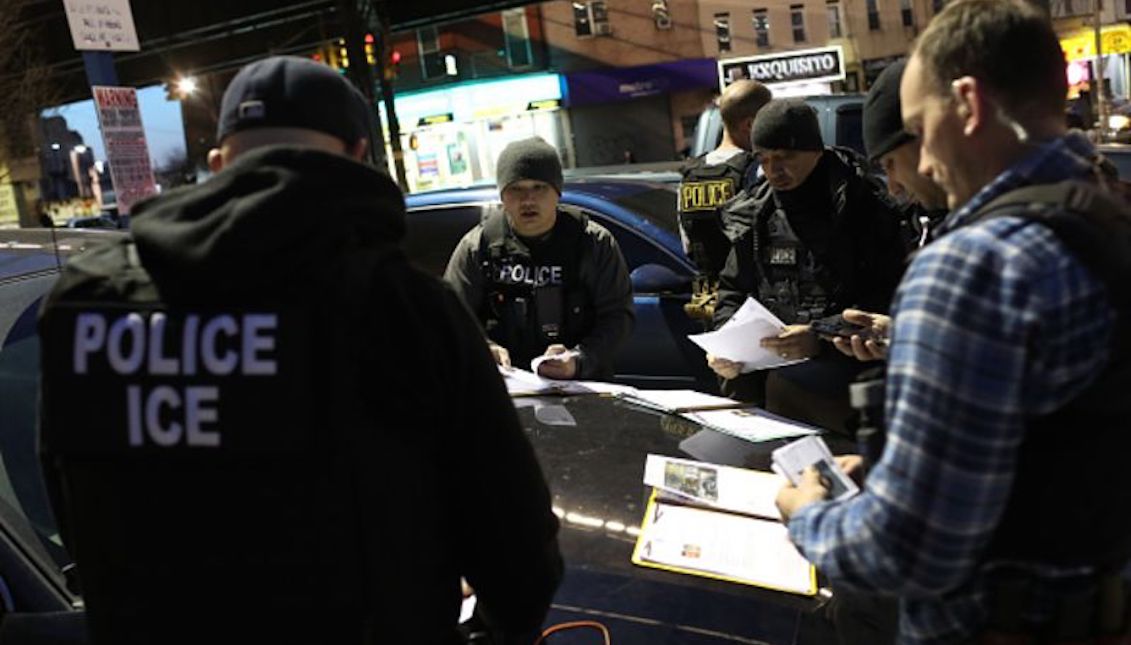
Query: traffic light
[[337, 38, 349, 69], [384, 49, 401, 81], [365, 33, 376, 66]]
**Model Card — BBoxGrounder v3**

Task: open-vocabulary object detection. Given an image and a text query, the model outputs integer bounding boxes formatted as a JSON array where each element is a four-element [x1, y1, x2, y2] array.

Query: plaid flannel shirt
[[787, 132, 1117, 643]]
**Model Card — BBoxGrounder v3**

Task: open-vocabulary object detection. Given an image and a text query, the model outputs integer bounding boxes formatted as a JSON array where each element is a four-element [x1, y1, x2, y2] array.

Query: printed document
[[681, 407, 817, 443], [633, 502, 815, 595], [618, 389, 745, 413], [688, 297, 808, 372], [643, 454, 783, 519]]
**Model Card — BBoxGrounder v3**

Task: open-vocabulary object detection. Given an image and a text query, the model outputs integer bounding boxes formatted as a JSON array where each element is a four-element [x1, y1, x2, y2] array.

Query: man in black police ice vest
[[37, 56, 562, 645], [445, 137, 634, 380], [707, 99, 907, 433]]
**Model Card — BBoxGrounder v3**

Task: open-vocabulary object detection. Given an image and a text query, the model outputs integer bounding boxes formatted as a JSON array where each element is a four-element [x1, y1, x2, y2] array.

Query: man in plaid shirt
[[777, 2, 1130, 643]]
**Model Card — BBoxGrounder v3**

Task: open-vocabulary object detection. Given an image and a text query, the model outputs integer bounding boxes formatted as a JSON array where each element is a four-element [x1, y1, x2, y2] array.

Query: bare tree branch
[[0, 0, 59, 159]]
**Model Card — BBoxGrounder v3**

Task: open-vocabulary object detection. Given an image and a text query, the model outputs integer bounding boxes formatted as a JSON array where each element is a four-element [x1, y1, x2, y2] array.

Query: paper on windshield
[[499, 366, 637, 397]]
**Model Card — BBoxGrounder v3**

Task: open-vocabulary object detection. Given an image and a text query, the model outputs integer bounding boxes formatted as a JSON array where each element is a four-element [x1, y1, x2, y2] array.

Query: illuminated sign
[[1060, 24, 1131, 62], [718, 46, 845, 89], [527, 99, 561, 111], [417, 113, 454, 127]]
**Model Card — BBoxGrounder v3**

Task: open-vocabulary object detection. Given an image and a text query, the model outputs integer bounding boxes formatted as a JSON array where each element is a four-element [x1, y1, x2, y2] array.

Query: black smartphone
[[810, 314, 876, 341]]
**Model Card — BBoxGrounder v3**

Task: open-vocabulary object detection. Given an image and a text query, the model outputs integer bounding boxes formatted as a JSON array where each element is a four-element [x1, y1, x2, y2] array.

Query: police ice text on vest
[[72, 312, 278, 447]]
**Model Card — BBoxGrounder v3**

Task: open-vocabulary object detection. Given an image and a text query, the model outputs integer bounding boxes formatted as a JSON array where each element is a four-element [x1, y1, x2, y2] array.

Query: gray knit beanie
[[495, 137, 564, 194], [751, 99, 823, 152]]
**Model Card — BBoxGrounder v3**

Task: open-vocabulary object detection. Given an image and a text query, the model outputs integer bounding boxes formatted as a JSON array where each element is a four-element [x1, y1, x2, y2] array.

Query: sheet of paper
[[499, 366, 591, 397], [530, 350, 581, 376], [619, 389, 744, 413], [643, 454, 784, 520], [633, 502, 815, 595], [459, 595, 476, 623], [682, 408, 817, 443], [499, 366, 636, 398], [770, 435, 859, 501], [688, 298, 807, 372]]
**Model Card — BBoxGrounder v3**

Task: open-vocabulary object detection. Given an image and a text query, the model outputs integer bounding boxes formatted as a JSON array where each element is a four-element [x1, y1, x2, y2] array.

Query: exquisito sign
[[92, 86, 157, 215], [718, 46, 845, 90]]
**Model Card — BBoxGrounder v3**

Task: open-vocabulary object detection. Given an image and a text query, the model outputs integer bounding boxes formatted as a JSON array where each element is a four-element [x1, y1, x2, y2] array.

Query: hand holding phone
[[809, 314, 877, 341]]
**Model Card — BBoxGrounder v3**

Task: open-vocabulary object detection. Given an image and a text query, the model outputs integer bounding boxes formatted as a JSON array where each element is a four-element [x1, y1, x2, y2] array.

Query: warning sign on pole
[[92, 86, 157, 215]]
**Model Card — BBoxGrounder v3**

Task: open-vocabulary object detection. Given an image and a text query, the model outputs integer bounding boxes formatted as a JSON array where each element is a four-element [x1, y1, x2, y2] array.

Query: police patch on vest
[[40, 305, 312, 454], [770, 247, 798, 265], [494, 261, 565, 288], [680, 179, 736, 212]]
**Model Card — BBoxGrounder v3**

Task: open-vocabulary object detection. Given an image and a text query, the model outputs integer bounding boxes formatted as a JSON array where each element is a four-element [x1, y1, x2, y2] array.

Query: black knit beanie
[[863, 59, 916, 162], [495, 137, 564, 194], [750, 99, 823, 151]]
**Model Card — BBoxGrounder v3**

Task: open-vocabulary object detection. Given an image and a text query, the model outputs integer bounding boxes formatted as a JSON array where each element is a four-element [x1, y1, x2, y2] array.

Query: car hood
[[130, 145, 405, 300]]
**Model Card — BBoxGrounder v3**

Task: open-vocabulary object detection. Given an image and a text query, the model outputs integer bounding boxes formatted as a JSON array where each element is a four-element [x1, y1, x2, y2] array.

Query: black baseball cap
[[216, 56, 372, 145], [863, 59, 916, 162]]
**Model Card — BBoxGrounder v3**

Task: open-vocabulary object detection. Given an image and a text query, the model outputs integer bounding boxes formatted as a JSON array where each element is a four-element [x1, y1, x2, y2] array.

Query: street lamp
[[175, 76, 198, 96]]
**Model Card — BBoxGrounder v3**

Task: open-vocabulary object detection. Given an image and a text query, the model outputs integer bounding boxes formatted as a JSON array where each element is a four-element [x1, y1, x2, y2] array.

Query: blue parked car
[[403, 177, 717, 390]]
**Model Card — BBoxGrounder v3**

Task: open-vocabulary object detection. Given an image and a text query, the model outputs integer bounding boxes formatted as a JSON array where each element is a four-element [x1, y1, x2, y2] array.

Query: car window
[[834, 104, 866, 157], [403, 204, 486, 277], [600, 186, 681, 238], [1099, 149, 1131, 180], [571, 206, 685, 275]]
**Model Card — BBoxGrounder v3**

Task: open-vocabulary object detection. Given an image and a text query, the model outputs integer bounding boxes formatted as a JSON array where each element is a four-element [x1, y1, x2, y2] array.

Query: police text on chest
[[72, 312, 278, 448], [494, 261, 564, 287]]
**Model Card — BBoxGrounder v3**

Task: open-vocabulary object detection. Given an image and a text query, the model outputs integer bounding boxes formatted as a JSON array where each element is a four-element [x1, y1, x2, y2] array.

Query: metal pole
[[372, 0, 409, 191], [335, 0, 387, 170], [1094, 0, 1106, 141]]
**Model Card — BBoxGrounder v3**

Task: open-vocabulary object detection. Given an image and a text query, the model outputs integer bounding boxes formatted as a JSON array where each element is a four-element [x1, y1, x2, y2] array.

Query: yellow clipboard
[[630, 489, 818, 596]]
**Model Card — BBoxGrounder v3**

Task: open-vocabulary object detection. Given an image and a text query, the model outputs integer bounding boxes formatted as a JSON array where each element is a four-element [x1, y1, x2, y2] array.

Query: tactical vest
[[678, 151, 754, 278], [479, 208, 594, 369], [973, 181, 1131, 569], [754, 206, 833, 324], [37, 238, 409, 644]]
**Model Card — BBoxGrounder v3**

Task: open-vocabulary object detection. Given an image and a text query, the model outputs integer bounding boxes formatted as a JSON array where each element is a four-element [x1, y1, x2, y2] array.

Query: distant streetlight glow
[[176, 77, 198, 96], [73, 145, 88, 154]]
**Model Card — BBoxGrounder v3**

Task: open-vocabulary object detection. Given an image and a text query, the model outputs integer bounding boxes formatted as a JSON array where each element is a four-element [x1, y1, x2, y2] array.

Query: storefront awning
[[564, 58, 719, 107]]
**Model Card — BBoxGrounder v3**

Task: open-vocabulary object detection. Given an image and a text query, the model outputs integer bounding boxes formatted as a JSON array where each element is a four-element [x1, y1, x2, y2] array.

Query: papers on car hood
[[499, 366, 637, 398], [688, 297, 808, 372]]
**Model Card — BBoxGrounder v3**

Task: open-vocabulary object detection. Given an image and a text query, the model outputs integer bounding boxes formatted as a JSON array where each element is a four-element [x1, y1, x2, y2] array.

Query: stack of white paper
[[688, 298, 807, 372], [681, 407, 817, 443], [498, 366, 637, 398], [617, 389, 745, 414]]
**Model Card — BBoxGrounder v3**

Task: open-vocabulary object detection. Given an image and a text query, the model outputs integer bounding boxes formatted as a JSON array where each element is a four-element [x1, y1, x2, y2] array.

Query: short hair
[[913, 0, 1066, 122], [719, 80, 774, 133]]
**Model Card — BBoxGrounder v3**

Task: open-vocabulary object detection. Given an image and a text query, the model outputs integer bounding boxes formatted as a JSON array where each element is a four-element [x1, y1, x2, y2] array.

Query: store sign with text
[[718, 46, 845, 90]]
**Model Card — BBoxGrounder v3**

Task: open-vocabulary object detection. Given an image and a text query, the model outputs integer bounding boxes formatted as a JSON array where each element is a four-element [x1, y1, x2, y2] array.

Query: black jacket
[[712, 148, 907, 404], [37, 146, 562, 645], [714, 147, 906, 327], [444, 207, 634, 379]]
